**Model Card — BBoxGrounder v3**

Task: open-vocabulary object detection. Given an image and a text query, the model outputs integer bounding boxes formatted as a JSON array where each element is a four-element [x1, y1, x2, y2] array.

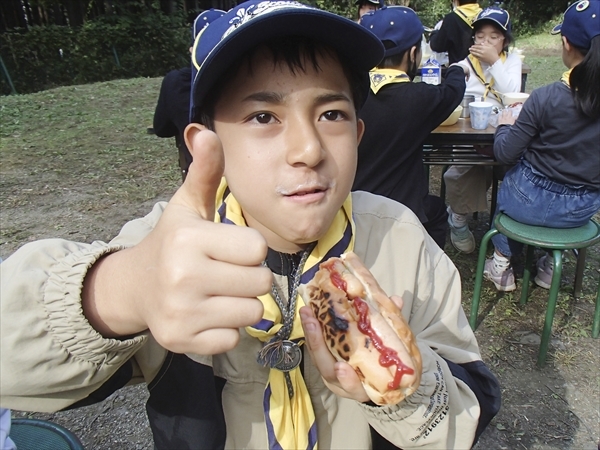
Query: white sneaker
[[484, 258, 517, 292], [448, 210, 475, 254]]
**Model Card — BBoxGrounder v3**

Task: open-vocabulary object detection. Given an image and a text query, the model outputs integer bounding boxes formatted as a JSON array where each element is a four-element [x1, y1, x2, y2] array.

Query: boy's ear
[[356, 118, 366, 146], [184, 122, 207, 154], [562, 36, 571, 51], [409, 46, 416, 64]]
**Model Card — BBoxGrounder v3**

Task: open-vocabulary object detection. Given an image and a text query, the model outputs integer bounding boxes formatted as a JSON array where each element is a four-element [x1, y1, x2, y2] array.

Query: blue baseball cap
[[359, 6, 424, 57], [473, 6, 511, 32], [189, 0, 384, 120], [551, 0, 600, 50], [190, 8, 227, 112], [193, 9, 226, 40]]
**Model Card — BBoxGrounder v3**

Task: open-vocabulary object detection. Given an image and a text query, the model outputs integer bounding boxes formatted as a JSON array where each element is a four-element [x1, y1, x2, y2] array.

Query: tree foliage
[[0, 0, 569, 95]]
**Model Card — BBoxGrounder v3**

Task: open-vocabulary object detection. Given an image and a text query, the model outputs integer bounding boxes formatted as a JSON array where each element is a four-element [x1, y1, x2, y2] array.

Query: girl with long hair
[[483, 0, 600, 291]]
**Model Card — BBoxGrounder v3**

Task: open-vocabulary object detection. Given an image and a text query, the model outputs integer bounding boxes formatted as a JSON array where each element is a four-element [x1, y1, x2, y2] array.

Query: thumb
[[172, 123, 225, 220]]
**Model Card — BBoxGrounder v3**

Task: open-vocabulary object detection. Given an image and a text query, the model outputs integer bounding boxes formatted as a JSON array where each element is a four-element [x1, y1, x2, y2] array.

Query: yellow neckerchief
[[369, 68, 411, 94], [454, 3, 482, 27], [561, 68, 573, 87], [215, 178, 355, 450], [467, 52, 507, 103]]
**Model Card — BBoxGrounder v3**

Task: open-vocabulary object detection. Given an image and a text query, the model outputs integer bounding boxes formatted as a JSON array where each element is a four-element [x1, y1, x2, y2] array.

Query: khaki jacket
[[1, 191, 488, 449]]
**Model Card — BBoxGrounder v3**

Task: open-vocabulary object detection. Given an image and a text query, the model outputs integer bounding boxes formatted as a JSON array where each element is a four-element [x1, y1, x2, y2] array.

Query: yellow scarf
[[369, 69, 411, 94], [467, 53, 507, 104], [561, 68, 573, 87], [454, 3, 482, 27], [215, 179, 355, 450]]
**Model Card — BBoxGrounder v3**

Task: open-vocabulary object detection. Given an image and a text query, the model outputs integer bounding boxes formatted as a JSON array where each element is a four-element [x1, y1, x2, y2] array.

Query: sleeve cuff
[[44, 242, 149, 365]]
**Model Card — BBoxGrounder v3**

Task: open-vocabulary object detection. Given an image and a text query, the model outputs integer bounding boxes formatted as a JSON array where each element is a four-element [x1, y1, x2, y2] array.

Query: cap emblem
[[479, 9, 502, 18], [576, 1, 589, 11], [224, 1, 310, 39]]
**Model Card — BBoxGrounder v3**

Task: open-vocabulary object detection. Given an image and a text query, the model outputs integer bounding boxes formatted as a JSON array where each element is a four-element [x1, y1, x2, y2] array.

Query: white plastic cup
[[469, 101, 494, 130]]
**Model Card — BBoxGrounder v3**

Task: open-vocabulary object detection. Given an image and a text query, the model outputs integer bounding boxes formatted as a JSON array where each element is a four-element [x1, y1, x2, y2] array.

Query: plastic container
[[469, 101, 494, 130], [502, 92, 530, 107]]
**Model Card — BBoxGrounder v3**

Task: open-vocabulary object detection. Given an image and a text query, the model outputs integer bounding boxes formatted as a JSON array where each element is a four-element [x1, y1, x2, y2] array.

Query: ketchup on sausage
[[329, 269, 414, 390]]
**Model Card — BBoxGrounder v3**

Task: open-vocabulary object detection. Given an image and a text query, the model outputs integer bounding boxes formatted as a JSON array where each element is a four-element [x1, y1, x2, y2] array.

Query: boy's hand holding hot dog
[[300, 253, 421, 405]]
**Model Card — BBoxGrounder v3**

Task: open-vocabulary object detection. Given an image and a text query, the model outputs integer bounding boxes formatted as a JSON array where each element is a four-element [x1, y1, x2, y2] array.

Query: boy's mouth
[[290, 188, 325, 196], [286, 189, 327, 204], [279, 183, 330, 202]]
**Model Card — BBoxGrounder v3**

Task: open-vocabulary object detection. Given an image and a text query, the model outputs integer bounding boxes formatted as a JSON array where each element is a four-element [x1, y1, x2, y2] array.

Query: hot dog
[[301, 252, 422, 405]]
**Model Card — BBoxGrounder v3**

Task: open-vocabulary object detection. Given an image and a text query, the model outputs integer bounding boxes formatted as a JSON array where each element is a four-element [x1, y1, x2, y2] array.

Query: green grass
[[514, 31, 564, 91], [0, 77, 181, 256], [518, 32, 561, 51], [523, 55, 564, 91], [0, 78, 179, 202]]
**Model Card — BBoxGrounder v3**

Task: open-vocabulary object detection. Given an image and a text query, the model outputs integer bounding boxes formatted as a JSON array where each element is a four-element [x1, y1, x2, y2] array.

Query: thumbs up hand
[[82, 125, 271, 355]]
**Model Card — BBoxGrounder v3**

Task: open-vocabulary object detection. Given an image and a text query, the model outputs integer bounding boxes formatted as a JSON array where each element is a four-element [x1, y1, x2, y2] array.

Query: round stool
[[470, 213, 600, 367], [9, 418, 84, 450]]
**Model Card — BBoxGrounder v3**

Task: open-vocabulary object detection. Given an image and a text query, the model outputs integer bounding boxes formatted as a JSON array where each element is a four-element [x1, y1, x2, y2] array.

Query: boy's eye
[[320, 110, 347, 121], [251, 113, 276, 124]]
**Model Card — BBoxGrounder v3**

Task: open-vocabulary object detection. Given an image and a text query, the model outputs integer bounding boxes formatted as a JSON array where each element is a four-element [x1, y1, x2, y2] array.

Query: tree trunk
[[0, 0, 29, 31]]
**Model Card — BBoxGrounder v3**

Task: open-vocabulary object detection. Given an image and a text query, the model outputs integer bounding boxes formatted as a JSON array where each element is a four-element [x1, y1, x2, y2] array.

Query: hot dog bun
[[301, 252, 422, 405]]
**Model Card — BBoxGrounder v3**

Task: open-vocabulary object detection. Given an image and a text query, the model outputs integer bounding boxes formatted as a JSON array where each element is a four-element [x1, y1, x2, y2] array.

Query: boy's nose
[[285, 118, 325, 167]]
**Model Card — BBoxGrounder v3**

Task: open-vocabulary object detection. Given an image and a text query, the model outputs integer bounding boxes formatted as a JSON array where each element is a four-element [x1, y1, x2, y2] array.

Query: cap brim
[[193, 9, 384, 111], [550, 23, 562, 35], [473, 17, 508, 31]]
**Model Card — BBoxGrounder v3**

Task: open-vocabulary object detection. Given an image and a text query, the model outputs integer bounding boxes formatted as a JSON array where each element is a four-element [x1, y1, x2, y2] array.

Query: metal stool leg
[[490, 176, 498, 224], [520, 245, 535, 305], [593, 278, 600, 339], [573, 247, 586, 299], [470, 228, 499, 329], [538, 249, 563, 367]]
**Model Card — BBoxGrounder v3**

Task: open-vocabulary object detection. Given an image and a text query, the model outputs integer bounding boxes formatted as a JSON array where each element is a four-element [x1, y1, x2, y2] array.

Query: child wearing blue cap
[[481, 0, 600, 291], [353, 6, 468, 249], [429, 0, 482, 64], [0, 1, 499, 448], [443, 6, 522, 254]]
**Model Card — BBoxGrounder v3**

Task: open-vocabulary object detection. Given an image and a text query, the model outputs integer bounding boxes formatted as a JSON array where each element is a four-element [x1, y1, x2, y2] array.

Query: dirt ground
[[1, 79, 598, 449]]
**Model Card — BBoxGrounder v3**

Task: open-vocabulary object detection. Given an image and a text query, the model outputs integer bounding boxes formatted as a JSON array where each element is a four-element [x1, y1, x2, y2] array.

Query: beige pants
[[443, 165, 493, 215]]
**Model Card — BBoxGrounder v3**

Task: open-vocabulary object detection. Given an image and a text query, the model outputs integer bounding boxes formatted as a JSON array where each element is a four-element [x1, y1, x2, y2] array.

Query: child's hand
[[83, 125, 272, 355], [450, 62, 470, 81], [469, 42, 500, 66], [299, 306, 370, 403], [299, 294, 411, 404], [497, 109, 516, 126]]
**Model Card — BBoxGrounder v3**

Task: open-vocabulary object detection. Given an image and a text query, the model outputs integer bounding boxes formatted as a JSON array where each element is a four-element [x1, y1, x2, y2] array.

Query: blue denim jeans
[[492, 160, 600, 257]]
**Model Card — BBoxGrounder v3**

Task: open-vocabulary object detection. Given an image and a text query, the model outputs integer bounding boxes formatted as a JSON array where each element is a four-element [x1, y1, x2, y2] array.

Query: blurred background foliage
[[1, 0, 569, 95]]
